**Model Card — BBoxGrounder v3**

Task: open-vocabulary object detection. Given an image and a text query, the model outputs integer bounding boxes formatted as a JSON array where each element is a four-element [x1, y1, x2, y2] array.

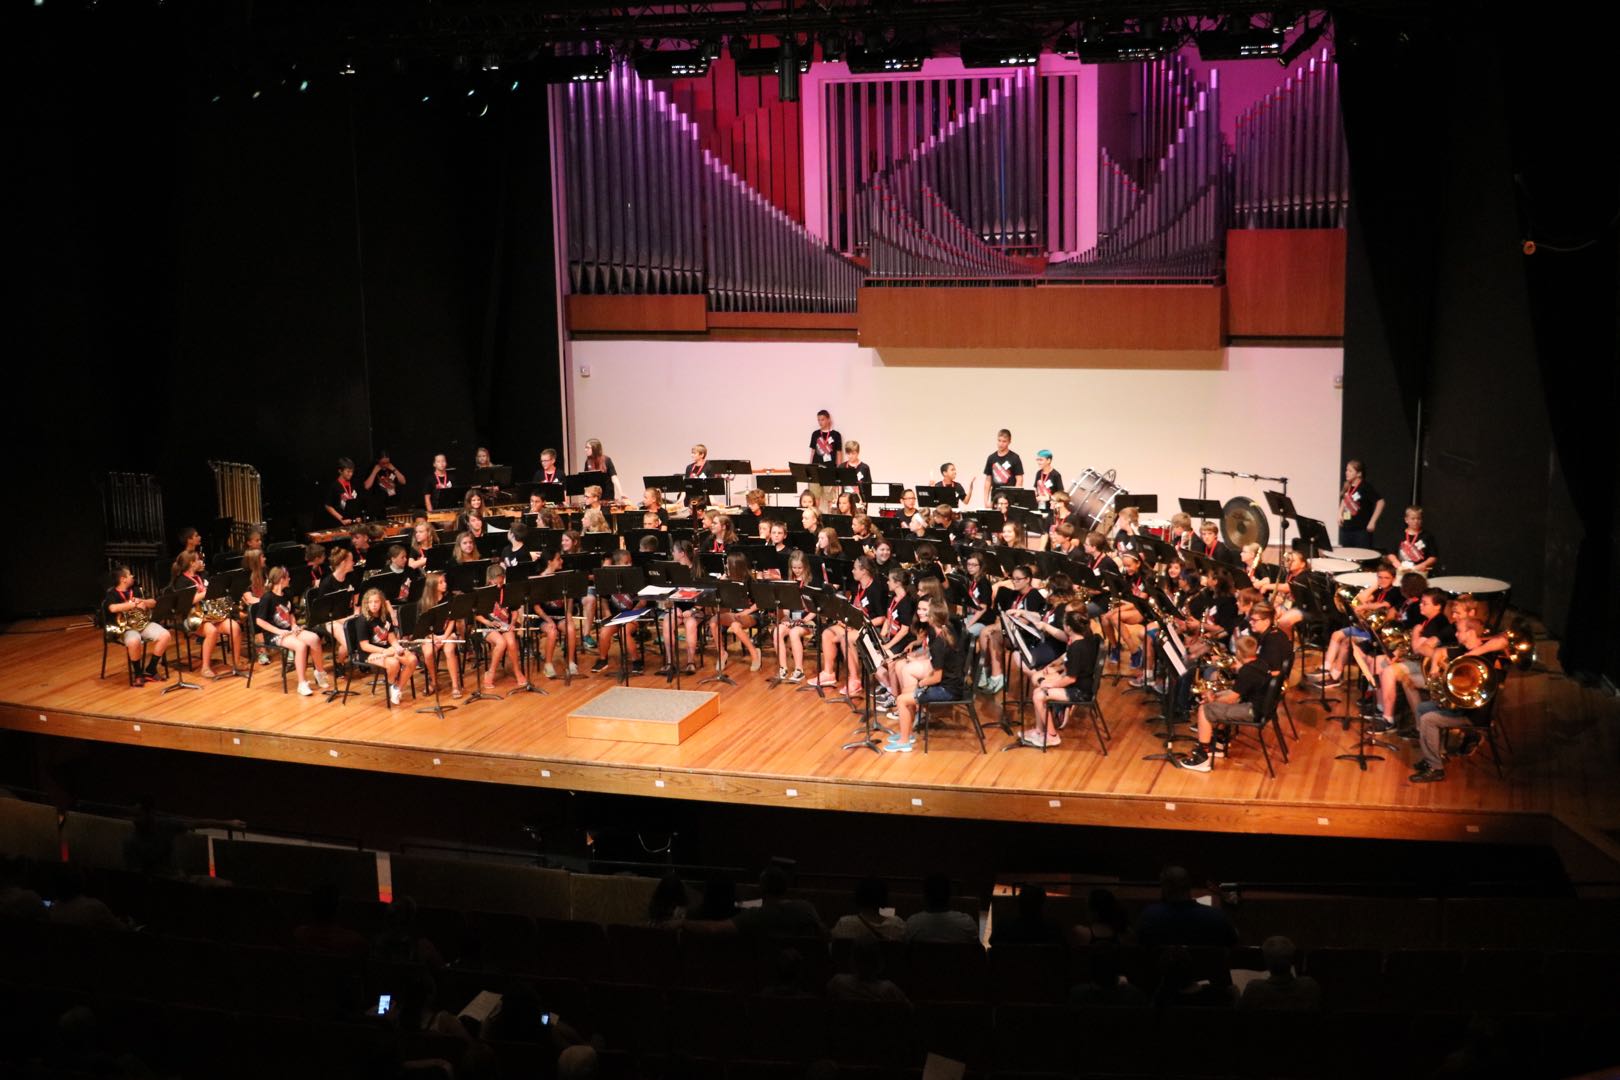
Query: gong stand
[[1199, 467, 1289, 559]]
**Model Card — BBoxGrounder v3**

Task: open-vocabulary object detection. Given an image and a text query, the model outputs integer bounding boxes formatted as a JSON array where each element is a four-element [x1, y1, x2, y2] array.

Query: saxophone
[[1192, 641, 1240, 699]]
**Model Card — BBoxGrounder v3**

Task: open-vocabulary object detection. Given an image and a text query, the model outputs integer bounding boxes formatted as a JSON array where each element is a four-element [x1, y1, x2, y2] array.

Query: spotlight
[[778, 36, 800, 103], [633, 48, 712, 79], [733, 40, 810, 77], [1072, 29, 1172, 63], [959, 39, 1040, 69], [481, 52, 501, 72], [338, 58, 356, 76], [846, 40, 926, 74], [1277, 15, 1329, 66], [1196, 19, 1286, 60], [542, 54, 611, 83]]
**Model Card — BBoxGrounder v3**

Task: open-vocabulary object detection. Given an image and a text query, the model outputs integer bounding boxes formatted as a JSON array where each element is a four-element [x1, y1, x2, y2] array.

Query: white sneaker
[[568, 662, 579, 676], [313, 670, 331, 690], [297, 680, 314, 697], [778, 666, 789, 680], [389, 684, 402, 706], [788, 668, 804, 683], [544, 662, 558, 678]]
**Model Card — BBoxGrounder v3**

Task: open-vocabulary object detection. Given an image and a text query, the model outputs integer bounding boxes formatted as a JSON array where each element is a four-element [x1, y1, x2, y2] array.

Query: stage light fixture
[[1277, 15, 1329, 66], [733, 40, 811, 77], [1196, 19, 1286, 60], [542, 54, 611, 83], [633, 48, 712, 79], [338, 58, 356, 76], [1054, 30, 1079, 59], [481, 53, 501, 72], [847, 40, 926, 74], [779, 36, 801, 103], [959, 39, 1040, 69], [1074, 31, 1172, 62]]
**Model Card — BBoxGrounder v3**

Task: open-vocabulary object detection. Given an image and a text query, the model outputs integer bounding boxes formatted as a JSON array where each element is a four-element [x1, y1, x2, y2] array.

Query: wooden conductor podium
[[567, 687, 720, 745]]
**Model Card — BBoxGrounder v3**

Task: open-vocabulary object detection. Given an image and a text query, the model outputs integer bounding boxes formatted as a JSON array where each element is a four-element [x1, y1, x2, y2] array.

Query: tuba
[[1426, 655, 1500, 711]]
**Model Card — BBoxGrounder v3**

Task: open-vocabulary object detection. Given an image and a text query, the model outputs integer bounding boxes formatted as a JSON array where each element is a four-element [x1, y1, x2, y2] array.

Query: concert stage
[[4, 618, 1618, 860]]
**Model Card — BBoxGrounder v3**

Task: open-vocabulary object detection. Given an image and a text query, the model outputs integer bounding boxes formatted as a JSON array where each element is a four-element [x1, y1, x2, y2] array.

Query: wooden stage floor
[[3, 618, 1619, 853]]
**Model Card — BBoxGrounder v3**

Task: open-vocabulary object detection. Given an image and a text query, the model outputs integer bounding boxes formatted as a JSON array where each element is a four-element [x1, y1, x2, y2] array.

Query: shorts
[[1344, 627, 1372, 642], [366, 652, 399, 668], [1204, 700, 1255, 724], [1399, 658, 1424, 681], [119, 624, 165, 647], [966, 621, 986, 639], [917, 683, 959, 705], [1027, 642, 1061, 670]]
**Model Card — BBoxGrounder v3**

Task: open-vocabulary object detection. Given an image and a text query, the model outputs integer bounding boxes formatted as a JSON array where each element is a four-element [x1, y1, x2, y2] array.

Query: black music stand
[[751, 580, 803, 687], [1336, 618, 1401, 769], [412, 601, 460, 717], [471, 466, 513, 493], [531, 482, 566, 506], [641, 475, 685, 503], [697, 579, 751, 688], [756, 473, 799, 507], [917, 485, 960, 509], [530, 571, 589, 688], [834, 466, 872, 500], [865, 483, 904, 507], [1265, 491, 1297, 565], [1292, 516, 1334, 559], [595, 566, 649, 686], [306, 590, 357, 703], [205, 569, 249, 679], [998, 608, 1047, 753], [1179, 497, 1223, 527], [152, 586, 200, 695], [795, 588, 838, 702], [994, 487, 1038, 510], [500, 577, 545, 696], [447, 560, 492, 596], [842, 612, 892, 754], [464, 586, 506, 702], [566, 471, 612, 501], [682, 476, 726, 510], [643, 561, 698, 688]]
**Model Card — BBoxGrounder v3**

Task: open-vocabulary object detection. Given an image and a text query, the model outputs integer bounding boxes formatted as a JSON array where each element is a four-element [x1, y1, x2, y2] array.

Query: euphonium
[[1364, 608, 1410, 660], [1192, 642, 1240, 698], [1426, 655, 1499, 711]]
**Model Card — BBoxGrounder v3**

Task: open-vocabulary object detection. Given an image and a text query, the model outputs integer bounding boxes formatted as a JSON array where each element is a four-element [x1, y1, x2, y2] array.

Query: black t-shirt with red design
[[362, 615, 396, 649], [810, 428, 843, 466], [256, 591, 297, 635], [984, 451, 1025, 489]]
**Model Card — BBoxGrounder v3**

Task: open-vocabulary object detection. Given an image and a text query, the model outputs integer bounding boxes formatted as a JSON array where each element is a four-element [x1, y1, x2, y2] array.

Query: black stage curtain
[[1337, 12, 1618, 681], [7, 4, 562, 618]]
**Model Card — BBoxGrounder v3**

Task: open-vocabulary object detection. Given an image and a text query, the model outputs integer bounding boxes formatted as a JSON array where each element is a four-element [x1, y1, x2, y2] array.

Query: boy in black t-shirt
[[808, 410, 843, 510], [1181, 634, 1268, 772], [976, 429, 1024, 506], [939, 463, 968, 506], [1025, 609, 1101, 748], [103, 565, 171, 683], [1409, 618, 1511, 783], [1377, 587, 1455, 733]]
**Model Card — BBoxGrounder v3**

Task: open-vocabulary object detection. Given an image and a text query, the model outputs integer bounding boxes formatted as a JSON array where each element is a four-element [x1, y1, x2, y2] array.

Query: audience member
[[1151, 945, 1237, 1008], [558, 1044, 599, 1079], [46, 864, 127, 931], [647, 871, 689, 928], [0, 855, 45, 921], [372, 896, 446, 967], [392, 971, 470, 1041], [1135, 866, 1235, 948], [990, 884, 1065, 945], [826, 939, 910, 1004], [1075, 887, 1132, 945], [733, 866, 826, 938], [829, 877, 905, 941], [904, 875, 979, 944], [483, 980, 550, 1042], [1238, 936, 1322, 1011], [686, 873, 740, 929], [293, 881, 368, 956], [1068, 945, 1149, 1008]]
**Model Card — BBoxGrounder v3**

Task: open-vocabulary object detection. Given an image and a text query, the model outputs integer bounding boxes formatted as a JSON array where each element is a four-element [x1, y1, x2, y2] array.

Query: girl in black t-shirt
[[811, 557, 887, 695], [423, 453, 455, 514], [976, 562, 1046, 694], [773, 551, 817, 682], [1030, 451, 1063, 508], [475, 563, 529, 692], [885, 601, 962, 753], [358, 587, 418, 706], [254, 566, 329, 696], [711, 552, 763, 674], [1338, 460, 1384, 548], [411, 570, 462, 698], [874, 567, 920, 706], [1025, 608, 1101, 749]]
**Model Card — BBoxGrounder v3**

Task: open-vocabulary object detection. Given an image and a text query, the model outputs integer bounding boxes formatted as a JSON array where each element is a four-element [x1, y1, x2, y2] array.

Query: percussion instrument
[[1142, 517, 1171, 541], [1221, 497, 1268, 550], [1309, 557, 1363, 575], [1331, 546, 1382, 565], [1068, 468, 1126, 532], [1333, 571, 1379, 590], [1429, 576, 1513, 628]]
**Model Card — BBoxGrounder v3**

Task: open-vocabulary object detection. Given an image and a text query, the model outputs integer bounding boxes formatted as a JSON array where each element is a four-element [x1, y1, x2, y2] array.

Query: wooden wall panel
[[857, 285, 1225, 352], [1227, 229, 1347, 338], [566, 295, 707, 333]]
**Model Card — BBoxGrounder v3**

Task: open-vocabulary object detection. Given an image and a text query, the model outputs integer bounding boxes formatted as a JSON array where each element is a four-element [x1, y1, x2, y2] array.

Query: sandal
[[451, 687, 464, 699], [683, 663, 697, 676]]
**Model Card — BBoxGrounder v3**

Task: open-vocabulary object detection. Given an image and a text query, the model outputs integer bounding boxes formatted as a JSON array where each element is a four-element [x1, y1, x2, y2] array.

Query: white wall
[[570, 341, 1343, 542]]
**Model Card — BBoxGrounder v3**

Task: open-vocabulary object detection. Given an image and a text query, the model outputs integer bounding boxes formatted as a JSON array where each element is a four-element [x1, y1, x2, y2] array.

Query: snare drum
[[1428, 576, 1513, 626], [1332, 547, 1383, 565], [1333, 571, 1379, 591]]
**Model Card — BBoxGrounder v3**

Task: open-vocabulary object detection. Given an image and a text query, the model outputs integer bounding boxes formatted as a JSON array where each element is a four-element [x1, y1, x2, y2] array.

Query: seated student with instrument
[[773, 551, 817, 683], [710, 552, 763, 673], [704, 509, 738, 556], [1409, 617, 1511, 784], [532, 548, 583, 679], [1024, 608, 1101, 749], [977, 562, 1047, 694], [412, 570, 462, 698], [960, 552, 998, 645], [1007, 571, 1080, 693], [1167, 512, 1196, 550], [173, 550, 244, 678], [810, 556, 888, 696], [254, 566, 331, 697], [658, 539, 705, 677], [1316, 561, 1401, 688], [325, 458, 363, 526], [1268, 550, 1312, 638], [104, 565, 170, 685], [377, 544, 420, 608], [475, 563, 530, 692], [357, 587, 418, 706], [1393, 505, 1440, 574], [1373, 587, 1454, 735], [872, 567, 920, 711], [1098, 550, 1148, 675], [883, 601, 965, 753], [1178, 634, 1267, 772], [593, 550, 648, 676], [317, 547, 360, 663]]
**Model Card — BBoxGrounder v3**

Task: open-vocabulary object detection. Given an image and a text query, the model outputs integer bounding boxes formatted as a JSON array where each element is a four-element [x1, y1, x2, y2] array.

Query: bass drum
[[1069, 468, 1126, 532], [1222, 497, 1269, 551]]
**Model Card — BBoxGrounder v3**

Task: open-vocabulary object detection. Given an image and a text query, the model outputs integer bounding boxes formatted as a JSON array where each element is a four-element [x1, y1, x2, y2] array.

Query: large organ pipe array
[[558, 64, 860, 313], [1231, 48, 1348, 229], [1048, 68, 1224, 280]]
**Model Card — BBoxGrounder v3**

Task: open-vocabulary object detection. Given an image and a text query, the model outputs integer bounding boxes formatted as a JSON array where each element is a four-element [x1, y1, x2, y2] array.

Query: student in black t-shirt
[[357, 586, 418, 706], [1376, 587, 1455, 733], [423, 453, 456, 514], [1025, 608, 1101, 749], [581, 438, 619, 500], [363, 452, 407, 516], [873, 567, 920, 708], [975, 562, 1046, 695], [840, 440, 872, 496], [1248, 603, 1294, 676], [1338, 460, 1385, 548], [975, 429, 1024, 507], [1393, 505, 1440, 574], [938, 463, 968, 507], [318, 547, 359, 662], [374, 544, 421, 608], [810, 556, 888, 695], [1181, 634, 1268, 772], [324, 458, 362, 526], [104, 565, 171, 684], [475, 563, 530, 692], [1030, 450, 1064, 508], [808, 409, 843, 511], [884, 602, 964, 753], [254, 566, 330, 697], [1410, 618, 1512, 783]]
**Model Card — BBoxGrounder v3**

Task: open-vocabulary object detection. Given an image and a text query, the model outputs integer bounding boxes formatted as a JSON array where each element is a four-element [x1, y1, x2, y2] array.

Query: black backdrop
[[7, 3, 563, 619], [1336, 14, 1620, 682]]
